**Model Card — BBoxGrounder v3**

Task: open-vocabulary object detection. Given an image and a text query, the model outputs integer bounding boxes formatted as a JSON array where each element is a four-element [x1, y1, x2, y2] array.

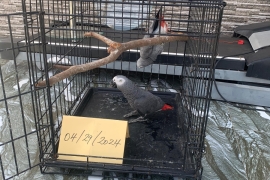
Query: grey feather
[[112, 75, 165, 116], [136, 6, 167, 68], [137, 42, 164, 68]]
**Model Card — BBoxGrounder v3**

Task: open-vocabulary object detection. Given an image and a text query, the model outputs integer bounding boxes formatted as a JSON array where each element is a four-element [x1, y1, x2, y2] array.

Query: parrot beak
[[110, 80, 117, 88]]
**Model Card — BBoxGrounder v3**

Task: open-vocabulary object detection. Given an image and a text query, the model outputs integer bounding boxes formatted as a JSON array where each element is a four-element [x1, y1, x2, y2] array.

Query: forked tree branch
[[35, 32, 188, 87]]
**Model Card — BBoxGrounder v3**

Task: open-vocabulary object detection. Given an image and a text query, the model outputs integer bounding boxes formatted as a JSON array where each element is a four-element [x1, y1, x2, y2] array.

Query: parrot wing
[[140, 45, 155, 60], [150, 44, 164, 60], [140, 34, 164, 61], [133, 91, 164, 115]]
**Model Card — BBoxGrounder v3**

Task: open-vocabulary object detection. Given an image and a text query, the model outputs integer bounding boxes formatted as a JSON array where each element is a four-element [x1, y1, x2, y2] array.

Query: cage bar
[[0, 0, 225, 179]]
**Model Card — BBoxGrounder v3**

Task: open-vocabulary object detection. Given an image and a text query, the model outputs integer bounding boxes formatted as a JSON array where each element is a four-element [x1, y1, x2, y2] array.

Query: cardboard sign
[[57, 115, 129, 164]]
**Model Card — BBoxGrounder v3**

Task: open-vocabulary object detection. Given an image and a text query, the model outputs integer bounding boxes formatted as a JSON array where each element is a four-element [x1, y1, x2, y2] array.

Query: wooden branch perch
[[36, 32, 188, 87]]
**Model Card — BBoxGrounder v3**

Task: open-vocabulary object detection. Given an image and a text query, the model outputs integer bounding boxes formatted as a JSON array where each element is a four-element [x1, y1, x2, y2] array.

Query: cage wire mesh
[[0, 0, 225, 179], [0, 12, 45, 180]]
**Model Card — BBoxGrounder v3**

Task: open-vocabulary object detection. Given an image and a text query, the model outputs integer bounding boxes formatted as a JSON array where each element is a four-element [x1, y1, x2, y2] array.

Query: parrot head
[[110, 75, 127, 89], [152, 6, 168, 35]]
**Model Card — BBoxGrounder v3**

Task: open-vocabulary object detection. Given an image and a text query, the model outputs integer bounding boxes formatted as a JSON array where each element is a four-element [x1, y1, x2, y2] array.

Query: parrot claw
[[123, 110, 139, 118], [128, 116, 148, 124]]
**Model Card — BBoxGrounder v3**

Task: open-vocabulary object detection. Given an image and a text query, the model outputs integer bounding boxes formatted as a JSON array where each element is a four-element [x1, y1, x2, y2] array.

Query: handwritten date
[[64, 130, 121, 148]]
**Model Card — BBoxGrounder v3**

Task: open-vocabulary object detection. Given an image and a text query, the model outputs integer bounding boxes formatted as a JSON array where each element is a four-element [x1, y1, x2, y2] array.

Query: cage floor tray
[[74, 87, 184, 168]]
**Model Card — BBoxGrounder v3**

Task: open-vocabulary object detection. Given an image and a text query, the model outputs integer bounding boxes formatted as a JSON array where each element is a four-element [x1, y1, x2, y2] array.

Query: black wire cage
[[0, 0, 225, 179]]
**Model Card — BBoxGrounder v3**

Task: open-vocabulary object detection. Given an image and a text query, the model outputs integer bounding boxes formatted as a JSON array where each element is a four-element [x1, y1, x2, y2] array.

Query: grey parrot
[[110, 75, 173, 122], [137, 6, 168, 68]]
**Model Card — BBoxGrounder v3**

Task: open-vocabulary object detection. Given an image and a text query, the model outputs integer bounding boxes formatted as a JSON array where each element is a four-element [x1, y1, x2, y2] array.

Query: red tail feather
[[161, 103, 174, 111], [160, 17, 168, 32]]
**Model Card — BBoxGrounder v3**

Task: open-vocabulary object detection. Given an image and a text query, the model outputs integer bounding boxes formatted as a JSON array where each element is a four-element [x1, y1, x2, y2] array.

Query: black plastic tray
[[73, 87, 185, 168]]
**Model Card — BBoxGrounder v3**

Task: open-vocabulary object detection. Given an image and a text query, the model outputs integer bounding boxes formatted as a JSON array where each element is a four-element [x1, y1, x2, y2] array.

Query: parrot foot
[[128, 116, 148, 124], [123, 110, 139, 118]]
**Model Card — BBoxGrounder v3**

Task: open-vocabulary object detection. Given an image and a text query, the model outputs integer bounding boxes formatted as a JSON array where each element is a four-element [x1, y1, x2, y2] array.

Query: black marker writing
[[97, 137, 121, 148], [64, 133, 70, 141], [63, 130, 121, 147], [82, 134, 93, 144], [92, 131, 102, 146], [76, 130, 85, 143]]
